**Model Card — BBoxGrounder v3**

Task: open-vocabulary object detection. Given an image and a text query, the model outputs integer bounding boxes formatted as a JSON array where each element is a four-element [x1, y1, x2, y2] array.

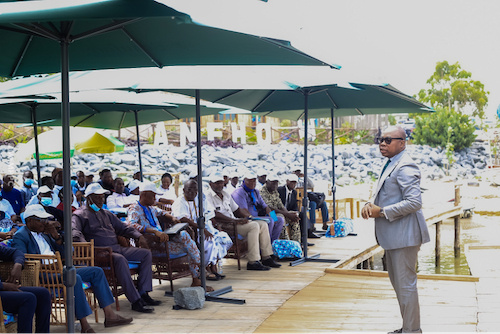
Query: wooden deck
[[49, 197, 490, 333]]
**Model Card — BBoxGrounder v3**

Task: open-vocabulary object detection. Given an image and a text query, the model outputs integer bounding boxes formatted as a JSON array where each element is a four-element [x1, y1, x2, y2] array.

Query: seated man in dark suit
[[277, 174, 319, 241], [72, 183, 160, 313], [0, 244, 51, 333], [12, 204, 133, 331]]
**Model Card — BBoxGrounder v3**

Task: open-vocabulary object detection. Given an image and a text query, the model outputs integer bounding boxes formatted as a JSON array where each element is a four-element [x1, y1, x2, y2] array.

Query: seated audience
[[231, 174, 285, 243], [18, 171, 38, 206], [34, 186, 64, 226], [207, 173, 280, 271], [156, 172, 176, 206], [72, 183, 160, 313], [127, 179, 141, 203], [0, 188, 20, 224], [172, 180, 233, 280], [107, 178, 134, 210], [0, 244, 51, 333], [12, 204, 133, 331], [126, 181, 213, 289], [1, 175, 25, 215], [225, 171, 239, 195], [260, 174, 301, 243], [126, 170, 142, 189], [27, 177, 59, 208], [256, 170, 267, 189], [293, 167, 329, 232], [72, 170, 89, 207]]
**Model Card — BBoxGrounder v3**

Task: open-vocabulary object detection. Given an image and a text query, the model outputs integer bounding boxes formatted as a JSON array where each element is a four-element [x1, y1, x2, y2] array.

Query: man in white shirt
[[107, 178, 135, 210], [206, 173, 280, 271], [225, 171, 239, 195]]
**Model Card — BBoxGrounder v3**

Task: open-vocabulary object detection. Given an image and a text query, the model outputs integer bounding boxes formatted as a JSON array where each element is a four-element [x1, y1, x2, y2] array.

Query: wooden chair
[[93, 245, 139, 311], [0, 260, 40, 333], [142, 234, 192, 291], [23, 252, 67, 327], [213, 221, 248, 270], [73, 241, 99, 323]]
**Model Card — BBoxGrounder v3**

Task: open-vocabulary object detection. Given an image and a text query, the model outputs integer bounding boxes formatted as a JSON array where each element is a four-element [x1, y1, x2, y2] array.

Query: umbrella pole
[[302, 92, 309, 259], [61, 39, 76, 333], [290, 92, 338, 267], [331, 108, 336, 220], [31, 104, 41, 183], [191, 90, 244, 305], [134, 111, 144, 182], [194, 89, 207, 293]]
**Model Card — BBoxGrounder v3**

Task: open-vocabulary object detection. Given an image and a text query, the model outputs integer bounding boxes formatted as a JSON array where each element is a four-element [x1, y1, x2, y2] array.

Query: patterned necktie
[[380, 159, 391, 176]]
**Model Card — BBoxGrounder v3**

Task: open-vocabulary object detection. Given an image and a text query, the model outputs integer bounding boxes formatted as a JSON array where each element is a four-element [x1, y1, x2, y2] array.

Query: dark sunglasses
[[377, 137, 405, 144]]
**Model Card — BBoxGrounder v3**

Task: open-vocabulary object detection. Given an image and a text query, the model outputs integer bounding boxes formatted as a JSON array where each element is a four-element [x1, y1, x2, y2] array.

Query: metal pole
[[134, 110, 144, 182], [61, 38, 76, 333], [330, 108, 336, 221], [302, 92, 309, 258], [31, 104, 41, 183], [195, 90, 207, 291]]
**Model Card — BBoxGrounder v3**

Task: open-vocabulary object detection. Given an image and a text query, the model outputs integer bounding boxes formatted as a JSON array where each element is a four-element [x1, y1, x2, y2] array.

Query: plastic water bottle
[[217, 260, 223, 274]]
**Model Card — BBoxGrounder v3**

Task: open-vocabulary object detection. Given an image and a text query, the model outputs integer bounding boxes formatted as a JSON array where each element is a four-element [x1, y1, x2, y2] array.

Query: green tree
[[418, 60, 489, 119], [413, 107, 476, 151]]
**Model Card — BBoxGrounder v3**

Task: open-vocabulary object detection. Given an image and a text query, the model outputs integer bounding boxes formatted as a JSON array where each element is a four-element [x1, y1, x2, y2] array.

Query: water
[[372, 214, 500, 275]]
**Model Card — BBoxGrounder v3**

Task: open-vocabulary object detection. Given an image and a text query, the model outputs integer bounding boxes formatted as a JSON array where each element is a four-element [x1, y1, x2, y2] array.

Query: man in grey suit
[[361, 126, 430, 334]]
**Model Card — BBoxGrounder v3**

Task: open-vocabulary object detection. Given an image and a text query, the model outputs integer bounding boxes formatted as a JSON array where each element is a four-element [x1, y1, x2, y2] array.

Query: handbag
[[307, 192, 325, 207]]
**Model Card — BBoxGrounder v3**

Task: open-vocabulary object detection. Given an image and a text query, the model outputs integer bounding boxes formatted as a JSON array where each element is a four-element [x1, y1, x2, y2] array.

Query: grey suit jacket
[[372, 150, 430, 250]]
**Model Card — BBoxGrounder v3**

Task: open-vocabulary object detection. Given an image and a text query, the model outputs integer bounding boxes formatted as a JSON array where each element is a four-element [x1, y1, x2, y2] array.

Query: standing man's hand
[[361, 203, 383, 219]]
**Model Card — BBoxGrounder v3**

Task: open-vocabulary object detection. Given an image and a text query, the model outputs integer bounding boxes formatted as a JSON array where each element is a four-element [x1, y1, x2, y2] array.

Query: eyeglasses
[[376, 137, 405, 145]]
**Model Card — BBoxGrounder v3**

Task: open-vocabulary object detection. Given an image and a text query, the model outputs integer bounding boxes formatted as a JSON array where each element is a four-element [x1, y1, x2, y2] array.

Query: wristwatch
[[380, 208, 386, 218]]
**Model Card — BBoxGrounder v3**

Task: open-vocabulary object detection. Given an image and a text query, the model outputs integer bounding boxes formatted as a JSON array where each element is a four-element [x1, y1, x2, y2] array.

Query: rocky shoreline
[[0, 141, 491, 185]]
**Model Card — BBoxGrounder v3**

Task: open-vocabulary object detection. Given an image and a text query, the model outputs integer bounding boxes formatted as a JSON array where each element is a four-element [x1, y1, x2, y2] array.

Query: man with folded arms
[[72, 183, 160, 314], [12, 204, 133, 331], [207, 173, 280, 271]]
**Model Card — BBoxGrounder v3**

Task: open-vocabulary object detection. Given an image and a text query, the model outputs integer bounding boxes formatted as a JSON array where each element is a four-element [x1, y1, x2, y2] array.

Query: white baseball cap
[[36, 185, 53, 195], [267, 173, 279, 182], [24, 204, 53, 219], [256, 168, 267, 177], [139, 181, 161, 194], [209, 173, 225, 183], [84, 183, 110, 197], [128, 179, 141, 191], [286, 174, 299, 182]]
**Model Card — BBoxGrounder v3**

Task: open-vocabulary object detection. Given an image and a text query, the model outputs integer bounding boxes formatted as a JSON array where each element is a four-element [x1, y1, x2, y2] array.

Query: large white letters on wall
[[230, 122, 247, 144], [179, 122, 196, 147]]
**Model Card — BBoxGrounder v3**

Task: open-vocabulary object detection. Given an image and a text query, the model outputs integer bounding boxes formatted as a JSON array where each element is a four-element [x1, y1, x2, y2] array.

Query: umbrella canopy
[[0, 89, 227, 127], [0, 0, 334, 314], [169, 82, 432, 118], [0, 0, 334, 78]]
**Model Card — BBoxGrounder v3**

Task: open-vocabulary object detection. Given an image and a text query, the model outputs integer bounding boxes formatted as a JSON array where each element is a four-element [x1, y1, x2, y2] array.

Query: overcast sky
[[161, 0, 500, 119]]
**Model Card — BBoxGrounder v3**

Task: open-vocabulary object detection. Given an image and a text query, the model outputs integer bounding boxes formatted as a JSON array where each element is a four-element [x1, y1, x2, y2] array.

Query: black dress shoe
[[262, 257, 282, 268], [141, 292, 162, 306], [307, 242, 315, 247], [131, 299, 154, 313], [308, 232, 321, 238], [247, 261, 271, 271]]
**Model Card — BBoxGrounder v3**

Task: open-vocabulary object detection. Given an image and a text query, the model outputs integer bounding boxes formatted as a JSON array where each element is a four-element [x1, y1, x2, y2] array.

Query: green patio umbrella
[[0, 89, 225, 182], [100, 72, 432, 264], [1, 0, 334, 320]]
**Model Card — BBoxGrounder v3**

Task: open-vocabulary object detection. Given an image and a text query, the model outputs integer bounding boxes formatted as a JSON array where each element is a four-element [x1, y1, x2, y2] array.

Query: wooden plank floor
[[465, 245, 500, 332], [256, 269, 479, 333], [49, 205, 484, 333]]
